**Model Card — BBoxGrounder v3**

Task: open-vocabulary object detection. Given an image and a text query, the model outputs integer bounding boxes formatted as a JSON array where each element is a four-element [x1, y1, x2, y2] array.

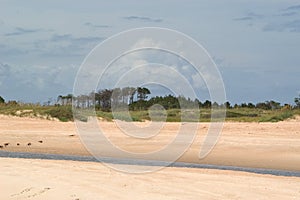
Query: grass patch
[[0, 104, 74, 122], [44, 106, 73, 122], [259, 110, 294, 122]]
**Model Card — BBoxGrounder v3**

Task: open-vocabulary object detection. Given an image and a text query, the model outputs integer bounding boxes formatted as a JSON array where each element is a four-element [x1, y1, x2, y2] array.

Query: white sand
[[1, 157, 299, 200]]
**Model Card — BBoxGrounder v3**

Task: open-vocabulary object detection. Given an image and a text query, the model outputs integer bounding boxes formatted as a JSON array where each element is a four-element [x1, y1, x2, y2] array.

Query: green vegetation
[[94, 108, 299, 123], [1, 102, 299, 123], [0, 90, 299, 122], [0, 96, 4, 104], [0, 103, 73, 122], [295, 94, 300, 109], [44, 106, 73, 122], [259, 110, 294, 122]]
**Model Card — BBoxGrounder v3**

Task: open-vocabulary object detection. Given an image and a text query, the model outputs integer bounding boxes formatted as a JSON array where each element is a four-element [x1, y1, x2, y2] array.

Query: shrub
[[45, 106, 73, 122]]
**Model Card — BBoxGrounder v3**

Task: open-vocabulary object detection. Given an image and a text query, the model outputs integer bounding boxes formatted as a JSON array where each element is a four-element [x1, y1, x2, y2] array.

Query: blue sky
[[0, 0, 300, 104]]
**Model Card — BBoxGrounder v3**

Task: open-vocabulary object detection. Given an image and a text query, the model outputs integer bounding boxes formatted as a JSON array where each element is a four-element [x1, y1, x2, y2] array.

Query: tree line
[[1, 88, 300, 110], [55, 87, 300, 111], [57, 87, 151, 111]]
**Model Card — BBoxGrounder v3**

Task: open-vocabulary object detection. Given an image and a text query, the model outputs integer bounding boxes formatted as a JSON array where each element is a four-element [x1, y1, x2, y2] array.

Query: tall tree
[[99, 89, 113, 111], [57, 95, 63, 105], [137, 87, 151, 101], [268, 100, 281, 110], [111, 88, 122, 105], [89, 92, 96, 107], [128, 87, 136, 104], [121, 87, 135, 104], [0, 96, 4, 104], [95, 91, 101, 109], [224, 101, 231, 109], [66, 94, 73, 105], [202, 100, 212, 109], [295, 95, 300, 108]]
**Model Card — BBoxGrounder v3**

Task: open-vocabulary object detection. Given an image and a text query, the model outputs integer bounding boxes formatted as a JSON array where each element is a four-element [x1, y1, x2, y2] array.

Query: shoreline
[[1, 150, 300, 177]]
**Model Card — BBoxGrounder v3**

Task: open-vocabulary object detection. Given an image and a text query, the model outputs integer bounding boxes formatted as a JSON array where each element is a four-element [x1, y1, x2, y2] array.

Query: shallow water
[[0, 150, 300, 177]]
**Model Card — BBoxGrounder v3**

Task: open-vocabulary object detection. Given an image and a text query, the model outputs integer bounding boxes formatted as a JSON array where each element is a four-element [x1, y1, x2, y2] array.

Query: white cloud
[[0, 1, 299, 103], [123, 16, 163, 23], [0, 62, 77, 102]]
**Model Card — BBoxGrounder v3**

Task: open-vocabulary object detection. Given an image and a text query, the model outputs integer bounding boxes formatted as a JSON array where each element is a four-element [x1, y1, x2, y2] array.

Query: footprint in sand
[[26, 187, 51, 198], [11, 187, 51, 199], [11, 187, 33, 197], [71, 194, 80, 200]]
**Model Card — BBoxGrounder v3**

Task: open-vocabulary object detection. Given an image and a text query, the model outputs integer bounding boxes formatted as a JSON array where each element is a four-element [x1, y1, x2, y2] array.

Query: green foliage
[[1, 89, 300, 123], [96, 110, 147, 122], [112, 111, 143, 122], [259, 110, 294, 122], [0, 102, 299, 123], [295, 95, 300, 108], [43, 106, 73, 122], [0, 96, 4, 104], [0, 103, 74, 122], [96, 111, 113, 121], [256, 100, 281, 110]]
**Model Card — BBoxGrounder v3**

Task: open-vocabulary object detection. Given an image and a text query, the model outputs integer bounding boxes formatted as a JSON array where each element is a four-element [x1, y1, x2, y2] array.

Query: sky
[[0, 0, 300, 105]]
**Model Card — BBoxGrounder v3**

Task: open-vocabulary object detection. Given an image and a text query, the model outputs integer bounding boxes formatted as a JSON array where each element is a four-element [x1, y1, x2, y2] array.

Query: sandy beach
[[1, 115, 300, 199], [0, 157, 300, 200], [1, 115, 300, 171]]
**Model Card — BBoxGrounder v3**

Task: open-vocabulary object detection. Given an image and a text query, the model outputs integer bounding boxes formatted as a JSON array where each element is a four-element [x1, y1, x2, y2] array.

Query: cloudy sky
[[0, 0, 300, 104]]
